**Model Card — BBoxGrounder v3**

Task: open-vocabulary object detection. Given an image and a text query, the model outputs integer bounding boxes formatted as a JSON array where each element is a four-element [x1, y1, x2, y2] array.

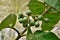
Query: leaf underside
[[45, 0, 60, 12]]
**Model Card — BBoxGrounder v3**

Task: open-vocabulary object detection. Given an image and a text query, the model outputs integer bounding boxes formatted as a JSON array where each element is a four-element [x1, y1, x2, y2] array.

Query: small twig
[[12, 28, 21, 40], [22, 34, 27, 37], [21, 28, 27, 34], [11, 28, 27, 40], [41, 6, 51, 16]]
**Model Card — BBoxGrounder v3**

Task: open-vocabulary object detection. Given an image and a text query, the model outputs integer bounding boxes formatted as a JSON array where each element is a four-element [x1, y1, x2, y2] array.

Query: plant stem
[[21, 29, 27, 34], [11, 28, 27, 40], [41, 6, 51, 16], [12, 28, 21, 40], [21, 34, 27, 37]]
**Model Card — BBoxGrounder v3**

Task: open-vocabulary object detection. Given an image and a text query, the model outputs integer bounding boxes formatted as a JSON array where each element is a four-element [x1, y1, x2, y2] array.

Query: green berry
[[35, 21, 39, 27], [44, 18, 49, 22], [29, 20, 35, 26], [23, 17, 28, 22], [18, 13, 24, 18], [23, 23, 28, 28], [19, 18, 23, 23], [26, 10, 32, 16], [38, 15, 43, 20]]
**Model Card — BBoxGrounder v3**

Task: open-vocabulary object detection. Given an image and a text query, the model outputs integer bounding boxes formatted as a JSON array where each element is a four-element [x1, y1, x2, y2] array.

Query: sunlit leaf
[[28, 0, 45, 16], [0, 14, 17, 30], [27, 30, 60, 40], [41, 13, 60, 31]]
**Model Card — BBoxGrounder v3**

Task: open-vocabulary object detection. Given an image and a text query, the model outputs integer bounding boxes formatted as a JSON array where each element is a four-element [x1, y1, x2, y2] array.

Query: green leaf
[[0, 14, 17, 30], [34, 30, 60, 40], [41, 13, 59, 31], [45, 0, 60, 12], [34, 30, 44, 35], [48, 8, 58, 13], [27, 30, 60, 40], [28, 0, 45, 16]]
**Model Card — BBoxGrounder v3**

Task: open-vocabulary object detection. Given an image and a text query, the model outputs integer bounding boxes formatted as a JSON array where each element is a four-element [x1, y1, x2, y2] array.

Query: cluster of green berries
[[18, 10, 49, 28]]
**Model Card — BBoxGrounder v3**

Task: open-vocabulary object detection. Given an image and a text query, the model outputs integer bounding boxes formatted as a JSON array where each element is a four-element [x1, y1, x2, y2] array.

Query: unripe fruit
[[19, 18, 23, 23], [23, 17, 28, 22], [26, 10, 32, 16], [18, 13, 24, 18], [44, 18, 49, 22], [38, 15, 43, 20], [23, 23, 28, 28], [35, 21, 39, 27], [29, 20, 35, 26]]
